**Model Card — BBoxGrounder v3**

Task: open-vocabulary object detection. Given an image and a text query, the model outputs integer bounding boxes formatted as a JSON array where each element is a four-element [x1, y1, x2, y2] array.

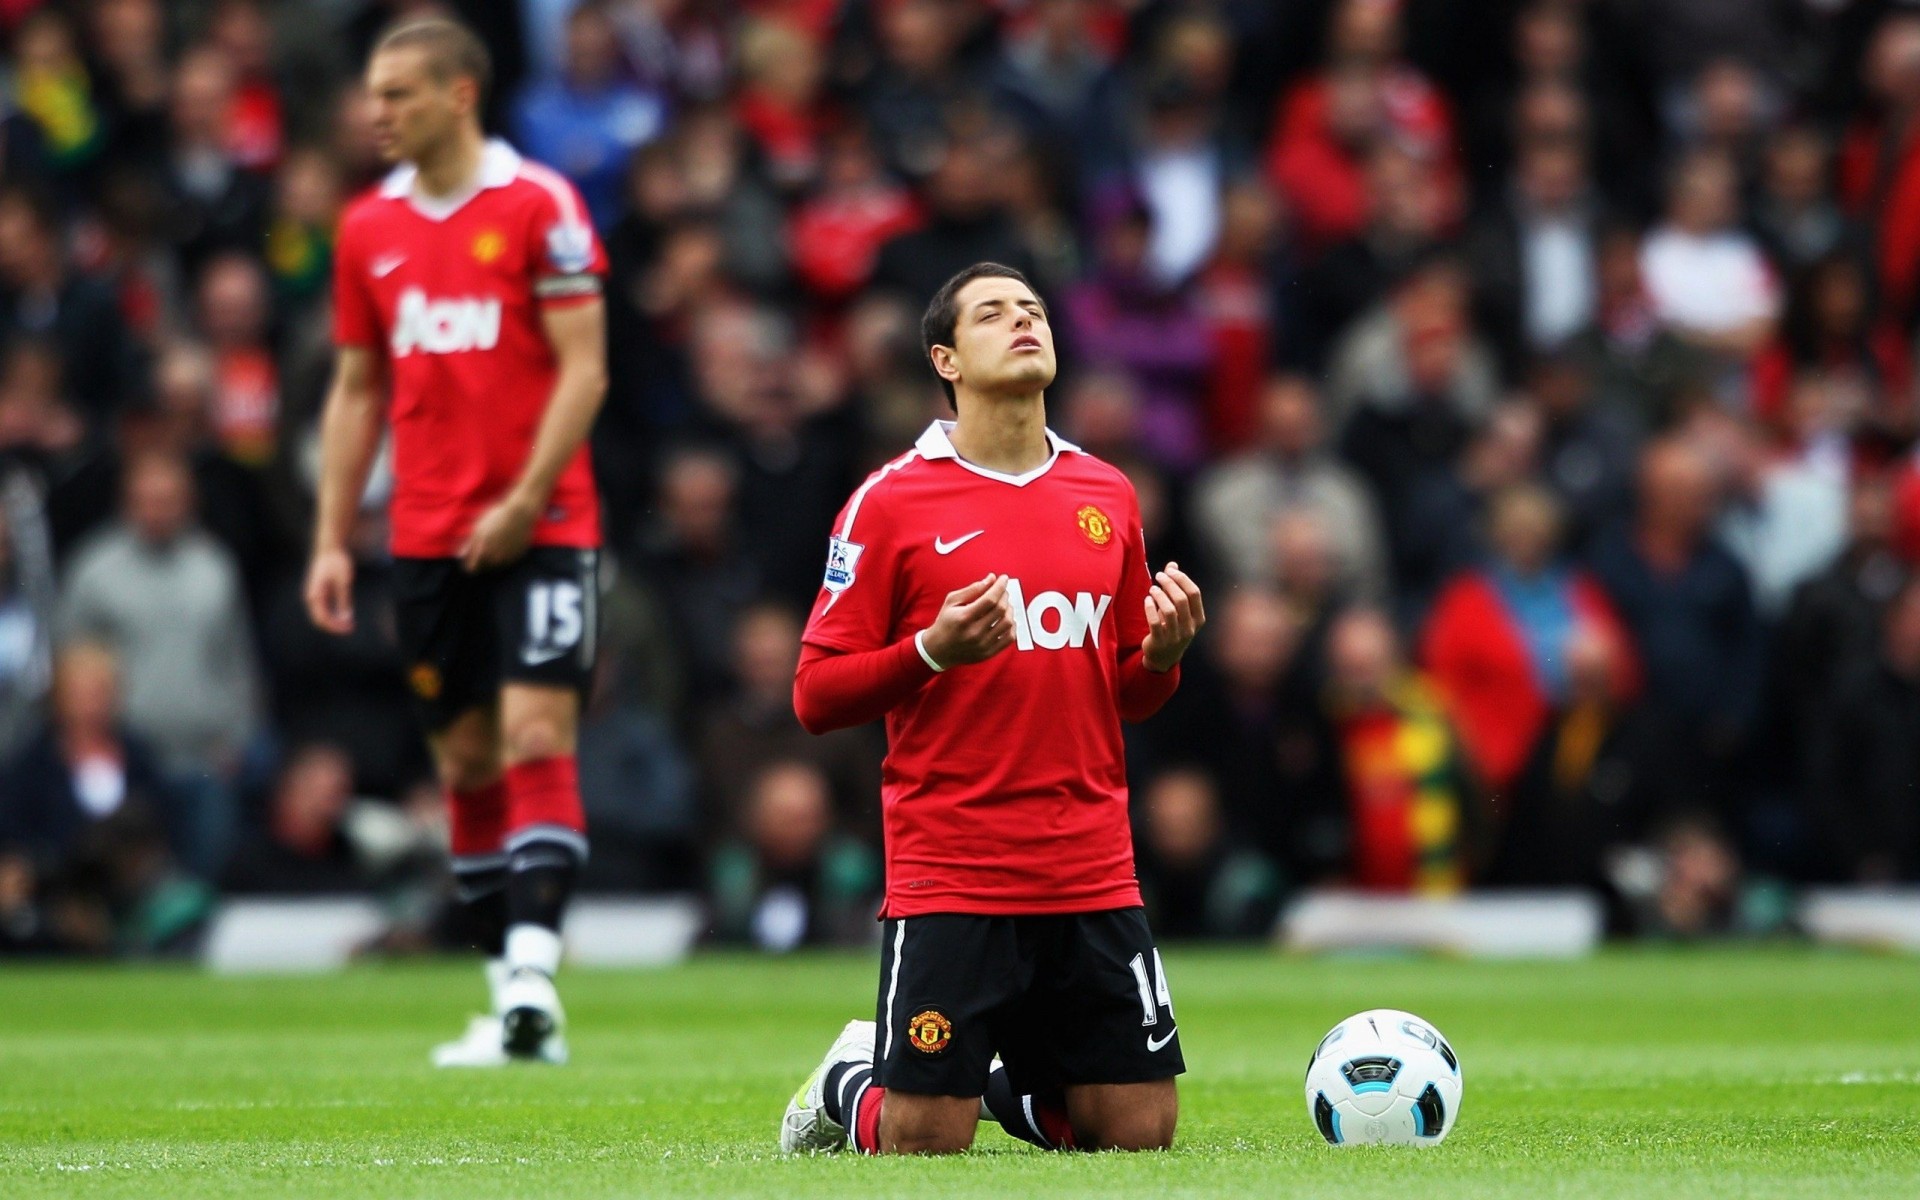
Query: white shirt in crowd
[[1640, 227, 1781, 335]]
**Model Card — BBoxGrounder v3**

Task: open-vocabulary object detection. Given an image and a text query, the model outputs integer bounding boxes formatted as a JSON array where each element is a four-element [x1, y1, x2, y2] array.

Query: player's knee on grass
[[432, 709, 502, 792], [500, 686, 578, 763], [878, 1092, 979, 1155], [1067, 1081, 1177, 1151]]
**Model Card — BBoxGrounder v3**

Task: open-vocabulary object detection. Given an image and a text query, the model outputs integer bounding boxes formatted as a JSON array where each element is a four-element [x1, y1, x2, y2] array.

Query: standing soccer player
[[779, 263, 1205, 1154], [304, 19, 607, 1067]]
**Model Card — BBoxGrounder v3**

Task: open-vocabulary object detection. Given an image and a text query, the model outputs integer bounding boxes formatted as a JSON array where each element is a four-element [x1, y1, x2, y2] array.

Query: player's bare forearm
[[461, 300, 606, 572], [312, 347, 385, 555], [306, 346, 383, 634], [512, 299, 607, 512]]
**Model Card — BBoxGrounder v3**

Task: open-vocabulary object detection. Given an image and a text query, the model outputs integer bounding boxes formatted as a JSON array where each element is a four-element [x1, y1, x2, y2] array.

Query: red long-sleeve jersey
[[795, 421, 1179, 918]]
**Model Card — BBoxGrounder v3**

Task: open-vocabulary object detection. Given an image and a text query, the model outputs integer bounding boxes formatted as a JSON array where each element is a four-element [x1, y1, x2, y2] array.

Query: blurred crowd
[[5, 0, 1920, 956]]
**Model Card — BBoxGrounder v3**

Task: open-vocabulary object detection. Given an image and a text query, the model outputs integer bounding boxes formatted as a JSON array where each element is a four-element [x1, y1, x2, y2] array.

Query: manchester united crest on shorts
[[1077, 504, 1113, 547], [907, 1009, 953, 1055], [408, 662, 442, 700]]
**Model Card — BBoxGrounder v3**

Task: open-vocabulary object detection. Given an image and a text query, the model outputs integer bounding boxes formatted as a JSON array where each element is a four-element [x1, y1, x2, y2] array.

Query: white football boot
[[431, 1013, 511, 1068], [780, 1019, 876, 1154], [499, 967, 570, 1064], [432, 960, 512, 1068]]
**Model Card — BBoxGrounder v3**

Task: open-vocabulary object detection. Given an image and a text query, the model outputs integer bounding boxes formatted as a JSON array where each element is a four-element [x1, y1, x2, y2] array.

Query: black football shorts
[[873, 906, 1185, 1098], [392, 546, 600, 731]]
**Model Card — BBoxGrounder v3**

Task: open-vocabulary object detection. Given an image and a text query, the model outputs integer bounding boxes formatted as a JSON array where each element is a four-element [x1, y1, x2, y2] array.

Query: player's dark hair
[[921, 262, 1043, 412], [374, 17, 493, 103]]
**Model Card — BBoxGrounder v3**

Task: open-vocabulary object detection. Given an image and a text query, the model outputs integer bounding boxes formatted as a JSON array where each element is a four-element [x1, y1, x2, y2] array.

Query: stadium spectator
[[707, 759, 877, 951], [636, 447, 762, 712], [1526, 352, 1640, 551], [1302, 141, 1452, 373], [1134, 768, 1281, 941], [1481, 623, 1646, 889], [192, 252, 279, 469], [1144, 587, 1346, 887], [1749, 252, 1908, 441], [1838, 12, 1920, 325], [1062, 194, 1211, 470], [1696, 407, 1847, 620], [1192, 373, 1387, 599], [1421, 483, 1638, 800], [731, 17, 828, 194], [1589, 438, 1763, 825], [1638, 150, 1780, 372], [511, 0, 669, 229], [0, 640, 211, 953], [1807, 578, 1920, 883], [58, 451, 259, 870], [1193, 178, 1298, 450], [787, 122, 922, 307], [1324, 607, 1480, 894], [1469, 106, 1606, 381], [156, 44, 270, 277], [0, 497, 52, 760], [1751, 123, 1858, 275], [695, 602, 879, 844], [871, 133, 1034, 307], [1264, 0, 1459, 253], [1564, 224, 1711, 431], [988, 0, 1126, 178], [222, 743, 365, 894], [576, 588, 698, 893], [1772, 474, 1907, 815], [0, 186, 147, 422]]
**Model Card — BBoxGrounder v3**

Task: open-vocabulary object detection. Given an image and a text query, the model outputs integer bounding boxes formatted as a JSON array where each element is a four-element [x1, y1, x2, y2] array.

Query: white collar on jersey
[[913, 419, 1080, 487], [379, 138, 522, 221]]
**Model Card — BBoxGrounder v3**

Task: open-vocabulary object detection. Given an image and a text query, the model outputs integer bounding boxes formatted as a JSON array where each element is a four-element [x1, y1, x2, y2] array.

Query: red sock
[[1033, 1100, 1077, 1151], [447, 780, 507, 865], [853, 1085, 885, 1155], [503, 755, 585, 839]]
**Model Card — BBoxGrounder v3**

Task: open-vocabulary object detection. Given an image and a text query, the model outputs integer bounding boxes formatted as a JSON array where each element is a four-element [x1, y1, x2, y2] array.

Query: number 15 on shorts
[[522, 579, 585, 666]]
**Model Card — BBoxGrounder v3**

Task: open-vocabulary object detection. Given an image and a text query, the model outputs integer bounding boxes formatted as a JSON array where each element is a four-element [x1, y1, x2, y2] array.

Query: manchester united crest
[[472, 229, 508, 264], [907, 1009, 953, 1055], [408, 663, 442, 700], [1077, 504, 1113, 547]]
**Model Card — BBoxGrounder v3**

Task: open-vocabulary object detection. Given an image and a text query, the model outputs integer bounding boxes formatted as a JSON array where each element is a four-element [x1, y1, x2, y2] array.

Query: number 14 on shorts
[[1129, 949, 1174, 1027]]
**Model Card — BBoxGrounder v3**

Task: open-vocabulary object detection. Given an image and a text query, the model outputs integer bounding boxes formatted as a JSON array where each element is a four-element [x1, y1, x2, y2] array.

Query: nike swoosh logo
[[372, 255, 407, 278], [934, 531, 984, 555], [1147, 1027, 1177, 1052], [522, 646, 570, 666]]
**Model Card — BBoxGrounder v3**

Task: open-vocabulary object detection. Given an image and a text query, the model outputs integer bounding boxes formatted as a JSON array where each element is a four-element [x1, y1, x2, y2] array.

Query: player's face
[[942, 277, 1056, 400], [365, 48, 464, 165]]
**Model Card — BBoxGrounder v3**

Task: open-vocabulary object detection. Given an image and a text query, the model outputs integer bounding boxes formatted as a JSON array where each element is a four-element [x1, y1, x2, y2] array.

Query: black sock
[[822, 1062, 872, 1126], [453, 865, 509, 956], [506, 842, 580, 934], [983, 1063, 1059, 1148]]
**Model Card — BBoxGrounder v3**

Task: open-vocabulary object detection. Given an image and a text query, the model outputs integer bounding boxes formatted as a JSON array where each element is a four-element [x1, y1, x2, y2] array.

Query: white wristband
[[914, 630, 946, 673]]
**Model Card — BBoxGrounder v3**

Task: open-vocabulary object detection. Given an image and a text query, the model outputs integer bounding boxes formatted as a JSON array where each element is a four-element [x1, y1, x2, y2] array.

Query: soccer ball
[[1304, 1008, 1462, 1146]]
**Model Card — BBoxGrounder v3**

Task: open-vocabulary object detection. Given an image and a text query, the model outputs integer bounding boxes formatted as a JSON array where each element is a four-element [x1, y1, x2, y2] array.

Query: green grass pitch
[[4, 947, 1918, 1198]]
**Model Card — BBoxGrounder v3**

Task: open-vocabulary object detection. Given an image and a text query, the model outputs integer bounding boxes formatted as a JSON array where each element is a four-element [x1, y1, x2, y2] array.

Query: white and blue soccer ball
[[1304, 1009, 1462, 1146]]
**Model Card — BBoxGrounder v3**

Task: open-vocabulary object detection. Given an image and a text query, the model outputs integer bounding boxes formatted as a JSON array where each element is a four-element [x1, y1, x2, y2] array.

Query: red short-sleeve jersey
[[332, 139, 606, 558], [803, 421, 1165, 917]]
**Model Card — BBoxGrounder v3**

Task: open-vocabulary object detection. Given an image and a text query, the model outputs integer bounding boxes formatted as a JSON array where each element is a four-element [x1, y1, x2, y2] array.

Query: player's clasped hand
[[1142, 562, 1205, 672], [920, 573, 1017, 668], [460, 495, 540, 572]]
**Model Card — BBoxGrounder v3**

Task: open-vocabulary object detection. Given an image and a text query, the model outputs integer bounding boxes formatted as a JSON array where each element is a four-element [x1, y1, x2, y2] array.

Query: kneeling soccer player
[[780, 263, 1205, 1154]]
